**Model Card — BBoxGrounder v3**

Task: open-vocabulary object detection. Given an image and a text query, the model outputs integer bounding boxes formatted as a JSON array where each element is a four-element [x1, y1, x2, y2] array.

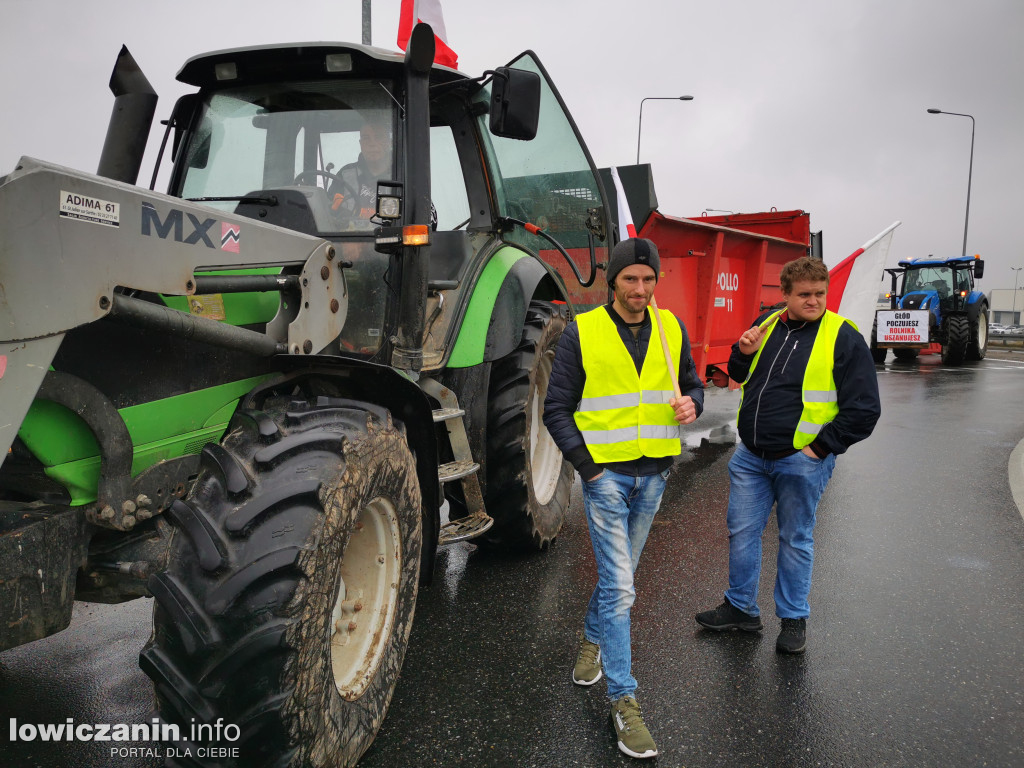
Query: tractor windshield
[[904, 266, 954, 298], [175, 79, 400, 359], [177, 79, 396, 234]]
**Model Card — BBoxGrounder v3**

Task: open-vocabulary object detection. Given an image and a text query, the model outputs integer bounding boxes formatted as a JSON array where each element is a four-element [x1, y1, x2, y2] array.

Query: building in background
[[988, 288, 1024, 325]]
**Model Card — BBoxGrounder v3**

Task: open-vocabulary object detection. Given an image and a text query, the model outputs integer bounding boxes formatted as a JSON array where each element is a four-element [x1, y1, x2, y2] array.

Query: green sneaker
[[572, 638, 602, 686], [610, 696, 658, 759]]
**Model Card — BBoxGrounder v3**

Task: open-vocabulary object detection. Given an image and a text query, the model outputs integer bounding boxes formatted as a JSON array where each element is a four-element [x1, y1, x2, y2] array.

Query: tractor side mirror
[[973, 258, 985, 279], [489, 67, 540, 141]]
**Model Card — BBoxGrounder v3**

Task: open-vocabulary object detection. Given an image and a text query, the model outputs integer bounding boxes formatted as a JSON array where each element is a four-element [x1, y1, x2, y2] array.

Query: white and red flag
[[827, 221, 902, 345], [397, 0, 459, 69], [609, 166, 637, 239]]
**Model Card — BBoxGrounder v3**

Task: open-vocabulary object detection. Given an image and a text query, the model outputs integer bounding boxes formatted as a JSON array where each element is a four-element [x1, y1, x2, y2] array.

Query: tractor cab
[[896, 256, 982, 320], [162, 41, 608, 368], [166, 44, 447, 360]]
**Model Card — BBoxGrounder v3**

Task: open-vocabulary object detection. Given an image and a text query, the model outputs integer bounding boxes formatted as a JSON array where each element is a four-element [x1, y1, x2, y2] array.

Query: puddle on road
[[683, 422, 738, 448], [947, 554, 991, 571]]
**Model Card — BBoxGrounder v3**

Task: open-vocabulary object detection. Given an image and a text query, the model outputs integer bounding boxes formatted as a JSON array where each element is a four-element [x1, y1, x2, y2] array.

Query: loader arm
[[0, 157, 342, 465]]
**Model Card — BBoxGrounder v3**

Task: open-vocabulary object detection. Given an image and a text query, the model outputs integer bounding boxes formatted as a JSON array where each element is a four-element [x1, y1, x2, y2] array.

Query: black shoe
[[776, 618, 807, 654], [695, 600, 763, 632]]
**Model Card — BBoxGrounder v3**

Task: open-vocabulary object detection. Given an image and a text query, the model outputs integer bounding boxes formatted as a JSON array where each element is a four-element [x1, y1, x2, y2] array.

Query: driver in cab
[[330, 118, 391, 224]]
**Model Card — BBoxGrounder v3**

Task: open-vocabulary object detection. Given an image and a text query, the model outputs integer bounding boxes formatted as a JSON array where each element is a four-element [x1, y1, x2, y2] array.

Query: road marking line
[[1010, 439, 1024, 523]]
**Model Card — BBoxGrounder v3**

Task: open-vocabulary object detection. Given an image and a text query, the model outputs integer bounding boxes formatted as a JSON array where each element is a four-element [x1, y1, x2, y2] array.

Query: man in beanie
[[543, 237, 704, 759]]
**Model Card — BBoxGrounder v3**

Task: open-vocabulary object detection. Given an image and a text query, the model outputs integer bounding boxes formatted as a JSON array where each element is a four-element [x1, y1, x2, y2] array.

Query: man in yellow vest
[[543, 237, 705, 759], [695, 256, 881, 653]]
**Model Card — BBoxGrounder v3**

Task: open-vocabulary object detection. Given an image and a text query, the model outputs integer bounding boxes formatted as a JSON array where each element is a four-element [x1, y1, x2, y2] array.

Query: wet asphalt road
[[2, 351, 1024, 768]]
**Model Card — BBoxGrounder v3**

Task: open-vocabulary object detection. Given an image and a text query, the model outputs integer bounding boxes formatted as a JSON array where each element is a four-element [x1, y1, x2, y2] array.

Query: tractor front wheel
[[141, 396, 422, 768], [870, 319, 887, 363], [484, 300, 574, 551]]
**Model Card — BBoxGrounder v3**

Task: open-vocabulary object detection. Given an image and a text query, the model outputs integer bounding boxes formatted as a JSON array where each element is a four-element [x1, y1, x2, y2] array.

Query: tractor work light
[[377, 196, 401, 219], [325, 54, 353, 73], [375, 181, 403, 220], [214, 62, 238, 81]]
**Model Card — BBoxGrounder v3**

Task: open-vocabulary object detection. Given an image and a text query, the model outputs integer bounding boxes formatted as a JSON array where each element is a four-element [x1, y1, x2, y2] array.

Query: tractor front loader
[[0, 24, 614, 767]]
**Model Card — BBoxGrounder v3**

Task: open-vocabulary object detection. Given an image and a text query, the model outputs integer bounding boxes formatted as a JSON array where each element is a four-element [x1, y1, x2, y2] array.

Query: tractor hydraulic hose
[[500, 216, 600, 287], [108, 294, 287, 356], [36, 370, 134, 503]]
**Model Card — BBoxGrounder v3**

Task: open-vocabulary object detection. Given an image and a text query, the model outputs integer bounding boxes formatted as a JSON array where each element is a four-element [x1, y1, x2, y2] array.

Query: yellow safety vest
[[573, 307, 683, 462], [741, 309, 855, 449]]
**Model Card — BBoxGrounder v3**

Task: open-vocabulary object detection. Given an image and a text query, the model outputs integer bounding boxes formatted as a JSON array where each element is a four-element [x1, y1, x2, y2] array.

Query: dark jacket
[[729, 310, 881, 458], [329, 156, 377, 222], [543, 304, 705, 480]]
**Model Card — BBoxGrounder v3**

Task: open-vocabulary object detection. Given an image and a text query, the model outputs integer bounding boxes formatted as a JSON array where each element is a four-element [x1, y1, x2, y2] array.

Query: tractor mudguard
[[965, 291, 986, 318], [447, 247, 566, 368], [242, 357, 441, 585]]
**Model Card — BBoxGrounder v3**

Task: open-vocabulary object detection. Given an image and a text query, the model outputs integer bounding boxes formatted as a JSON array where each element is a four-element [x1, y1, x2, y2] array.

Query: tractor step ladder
[[419, 378, 493, 546]]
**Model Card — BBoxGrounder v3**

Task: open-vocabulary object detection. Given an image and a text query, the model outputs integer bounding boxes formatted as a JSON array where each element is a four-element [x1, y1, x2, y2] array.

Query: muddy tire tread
[[141, 397, 421, 767]]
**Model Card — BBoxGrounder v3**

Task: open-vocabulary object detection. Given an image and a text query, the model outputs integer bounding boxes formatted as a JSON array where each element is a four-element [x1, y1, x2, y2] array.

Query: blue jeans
[[724, 443, 836, 620], [581, 467, 669, 701]]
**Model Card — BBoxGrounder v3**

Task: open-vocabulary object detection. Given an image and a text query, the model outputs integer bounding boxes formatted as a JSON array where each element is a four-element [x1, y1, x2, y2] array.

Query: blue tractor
[[872, 255, 987, 364]]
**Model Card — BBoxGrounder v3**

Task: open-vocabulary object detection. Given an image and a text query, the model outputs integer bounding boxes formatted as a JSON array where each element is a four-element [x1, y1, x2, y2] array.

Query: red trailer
[[640, 209, 811, 386], [535, 166, 814, 387]]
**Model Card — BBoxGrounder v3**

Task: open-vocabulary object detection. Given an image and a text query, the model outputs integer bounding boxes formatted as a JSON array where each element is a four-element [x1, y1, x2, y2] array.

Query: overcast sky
[[3, 0, 1022, 290]]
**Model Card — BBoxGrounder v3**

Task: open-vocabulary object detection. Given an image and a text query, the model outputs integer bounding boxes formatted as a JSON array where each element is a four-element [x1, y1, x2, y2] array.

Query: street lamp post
[[927, 108, 975, 258], [1012, 267, 1022, 324], [361, 0, 371, 45], [637, 96, 693, 165]]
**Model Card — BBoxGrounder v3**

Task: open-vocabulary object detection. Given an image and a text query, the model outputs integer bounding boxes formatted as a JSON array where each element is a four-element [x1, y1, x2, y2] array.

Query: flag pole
[[649, 296, 682, 400]]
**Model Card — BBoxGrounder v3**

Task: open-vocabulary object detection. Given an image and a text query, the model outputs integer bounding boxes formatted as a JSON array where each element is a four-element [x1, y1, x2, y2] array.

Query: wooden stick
[[649, 296, 683, 400]]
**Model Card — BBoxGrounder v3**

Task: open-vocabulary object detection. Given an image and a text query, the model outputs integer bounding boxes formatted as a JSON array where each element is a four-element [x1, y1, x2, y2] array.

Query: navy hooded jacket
[[729, 309, 881, 458]]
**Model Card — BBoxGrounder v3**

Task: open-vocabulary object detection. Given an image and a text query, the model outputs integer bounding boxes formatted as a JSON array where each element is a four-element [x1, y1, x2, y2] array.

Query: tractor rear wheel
[[484, 300, 574, 551], [140, 396, 422, 768], [941, 315, 970, 365], [966, 304, 988, 361]]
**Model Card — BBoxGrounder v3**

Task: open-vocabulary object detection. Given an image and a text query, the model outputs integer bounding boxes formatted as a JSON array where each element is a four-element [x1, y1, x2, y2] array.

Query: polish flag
[[397, 0, 459, 69], [609, 166, 637, 239], [827, 221, 902, 344]]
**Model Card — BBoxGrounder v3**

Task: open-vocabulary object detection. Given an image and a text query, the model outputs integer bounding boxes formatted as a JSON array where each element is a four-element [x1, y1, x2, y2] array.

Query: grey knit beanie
[[606, 238, 660, 286]]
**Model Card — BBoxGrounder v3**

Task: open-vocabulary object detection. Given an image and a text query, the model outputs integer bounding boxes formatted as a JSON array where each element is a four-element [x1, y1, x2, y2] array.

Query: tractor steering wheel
[[294, 169, 341, 186]]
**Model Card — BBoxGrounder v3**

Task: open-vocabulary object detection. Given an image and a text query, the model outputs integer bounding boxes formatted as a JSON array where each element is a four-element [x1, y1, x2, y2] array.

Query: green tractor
[[0, 25, 612, 766]]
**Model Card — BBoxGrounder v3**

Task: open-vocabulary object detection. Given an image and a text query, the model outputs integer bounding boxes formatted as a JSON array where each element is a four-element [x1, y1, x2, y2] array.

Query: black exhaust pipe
[[391, 23, 434, 372], [97, 45, 157, 185]]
